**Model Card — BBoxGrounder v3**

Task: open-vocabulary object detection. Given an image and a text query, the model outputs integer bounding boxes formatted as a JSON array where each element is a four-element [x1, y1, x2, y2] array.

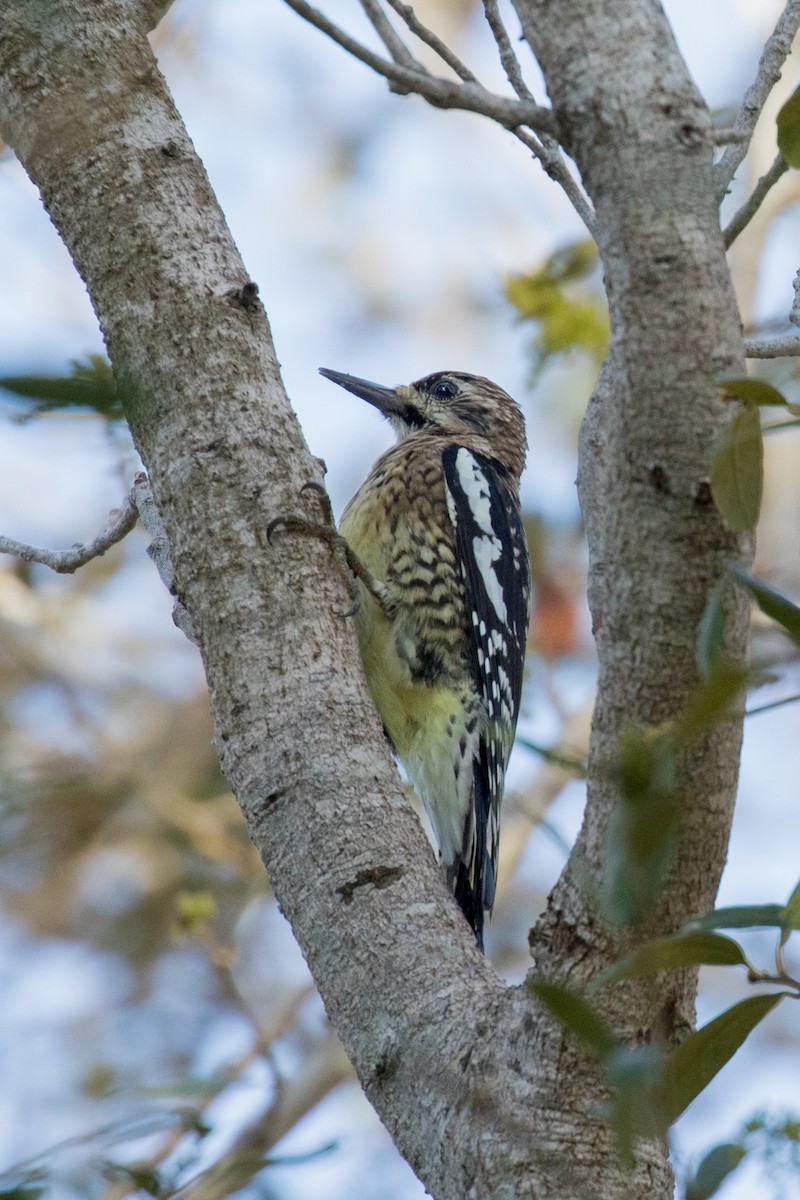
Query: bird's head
[[319, 368, 527, 483]]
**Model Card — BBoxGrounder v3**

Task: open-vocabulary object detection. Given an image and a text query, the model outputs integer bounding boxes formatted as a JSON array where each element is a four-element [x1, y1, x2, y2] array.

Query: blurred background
[[0, 1, 799, 1197]]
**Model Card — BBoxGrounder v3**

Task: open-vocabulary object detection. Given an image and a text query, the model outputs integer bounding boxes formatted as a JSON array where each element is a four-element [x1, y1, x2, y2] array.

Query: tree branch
[[382, 0, 478, 83], [280, 0, 557, 133], [744, 263, 800, 355], [512, 126, 596, 234], [358, 0, 418, 69], [0, 485, 138, 573], [0, 8, 546, 1200], [513, 0, 751, 1193], [482, 0, 534, 100], [723, 152, 789, 246], [479, 0, 596, 232], [744, 332, 800, 356], [714, 0, 800, 200], [283, 0, 594, 231]]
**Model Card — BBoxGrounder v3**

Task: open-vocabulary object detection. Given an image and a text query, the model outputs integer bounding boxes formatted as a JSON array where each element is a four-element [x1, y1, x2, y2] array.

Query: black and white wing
[[442, 445, 531, 940]]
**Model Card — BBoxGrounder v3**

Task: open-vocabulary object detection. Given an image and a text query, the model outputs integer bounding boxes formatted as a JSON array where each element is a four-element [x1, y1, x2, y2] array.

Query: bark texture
[[0, 2, 749, 1198]]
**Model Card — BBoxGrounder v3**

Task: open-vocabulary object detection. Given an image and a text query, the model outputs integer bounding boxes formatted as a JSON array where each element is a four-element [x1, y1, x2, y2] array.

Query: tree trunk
[[0, 2, 749, 1197]]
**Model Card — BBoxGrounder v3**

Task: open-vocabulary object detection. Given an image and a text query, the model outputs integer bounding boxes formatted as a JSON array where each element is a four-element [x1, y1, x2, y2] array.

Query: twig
[[744, 333, 800, 357], [763, 417, 800, 432], [482, 0, 533, 100], [383, 0, 477, 83], [512, 127, 596, 234], [0, 487, 138, 573], [714, 0, 800, 200], [283, 1, 594, 231], [791, 265, 800, 328], [723, 153, 789, 246], [359, 0, 418, 69], [743, 269, 800, 357], [479, 0, 596, 232], [711, 127, 751, 145], [281, 0, 556, 135], [746, 692, 800, 716]]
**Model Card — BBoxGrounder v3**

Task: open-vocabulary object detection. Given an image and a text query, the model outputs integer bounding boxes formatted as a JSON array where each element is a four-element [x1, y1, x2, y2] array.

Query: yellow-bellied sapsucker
[[319, 368, 531, 950]]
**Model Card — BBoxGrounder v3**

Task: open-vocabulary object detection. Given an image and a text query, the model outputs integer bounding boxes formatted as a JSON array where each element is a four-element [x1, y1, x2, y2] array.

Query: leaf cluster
[[506, 240, 609, 381], [0, 355, 124, 422], [530, 874, 800, 1164], [604, 563, 800, 926]]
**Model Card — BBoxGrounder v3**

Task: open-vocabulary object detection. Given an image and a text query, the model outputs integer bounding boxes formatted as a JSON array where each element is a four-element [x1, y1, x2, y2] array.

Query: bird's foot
[[266, 483, 394, 619]]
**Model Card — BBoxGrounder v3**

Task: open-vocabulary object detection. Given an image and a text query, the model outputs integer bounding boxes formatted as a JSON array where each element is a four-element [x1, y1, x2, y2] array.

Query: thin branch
[[383, 0, 477, 83], [480, 0, 595, 233], [723, 152, 789, 246], [482, 0, 534, 100], [281, 0, 557, 134], [763, 417, 800, 432], [791, 265, 800, 328], [746, 692, 800, 716], [743, 270, 800, 358], [711, 127, 751, 146], [512, 127, 596, 234], [0, 486, 138, 573], [359, 0, 418, 68], [744, 333, 800, 357], [282, 0, 594, 232], [714, 0, 800, 200]]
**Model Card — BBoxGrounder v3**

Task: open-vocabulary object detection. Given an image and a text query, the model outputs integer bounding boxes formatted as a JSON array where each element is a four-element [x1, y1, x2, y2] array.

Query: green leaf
[[780, 877, 800, 946], [604, 1044, 665, 1160], [602, 723, 681, 924], [101, 1164, 162, 1196], [718, 377, 789, 407], [672, 663, 749, 748], [516, 737, 587, 775], [696, 580, 728, 678], [710, 406, 763, 531], [685, 904, 787, 932], [0, 1187, 46, 1200], [595, 932, 748, 989], [728, 564, 800, 645], [603, 727, 680, 924], [614, 726, 676, 805], [506, 240, 609, 378], [0, 355, 123, 421], [685, 1142, 747, 1200], [528, 979, 617, 1059], [777, 86, 800, 167], [660, 992, 786, 1124]]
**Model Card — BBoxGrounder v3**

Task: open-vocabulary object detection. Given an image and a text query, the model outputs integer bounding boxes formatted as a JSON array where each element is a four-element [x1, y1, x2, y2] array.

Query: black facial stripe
[[402, 405, 427, 429]]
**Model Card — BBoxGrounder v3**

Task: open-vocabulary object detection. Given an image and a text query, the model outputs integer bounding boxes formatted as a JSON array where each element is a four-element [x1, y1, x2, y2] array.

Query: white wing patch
[[442, 443, 532, 932], [453, 447, 508, 624]]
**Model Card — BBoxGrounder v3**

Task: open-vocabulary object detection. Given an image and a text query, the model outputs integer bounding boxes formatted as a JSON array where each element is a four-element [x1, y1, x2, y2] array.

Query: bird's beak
[[319, 368, 406, 418]]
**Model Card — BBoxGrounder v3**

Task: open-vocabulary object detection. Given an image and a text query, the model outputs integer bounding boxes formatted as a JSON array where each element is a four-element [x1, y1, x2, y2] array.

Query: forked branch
[[744, 266, 800, 357], [723, 152, 788, 247], [281, 0, 596, 233], [715, 0, 800, 200], [281, 0, 554, 132], [0, 485, 139, 573]]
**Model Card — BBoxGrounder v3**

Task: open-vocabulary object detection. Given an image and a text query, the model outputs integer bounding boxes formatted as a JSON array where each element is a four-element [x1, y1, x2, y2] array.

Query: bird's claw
[[265, 490, 363, 618]]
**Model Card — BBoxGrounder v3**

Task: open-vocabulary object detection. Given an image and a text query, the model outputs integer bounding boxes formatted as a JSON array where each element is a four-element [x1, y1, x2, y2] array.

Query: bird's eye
[[432, 379, 458, 398]]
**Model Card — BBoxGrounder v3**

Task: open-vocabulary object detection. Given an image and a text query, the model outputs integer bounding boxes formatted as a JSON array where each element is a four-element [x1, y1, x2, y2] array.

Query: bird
[[311, 368, 531, 950]]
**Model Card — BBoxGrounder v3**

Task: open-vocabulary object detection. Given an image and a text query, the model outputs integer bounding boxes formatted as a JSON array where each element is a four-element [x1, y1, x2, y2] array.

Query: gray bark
[[0, 2, 750, 1199]]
